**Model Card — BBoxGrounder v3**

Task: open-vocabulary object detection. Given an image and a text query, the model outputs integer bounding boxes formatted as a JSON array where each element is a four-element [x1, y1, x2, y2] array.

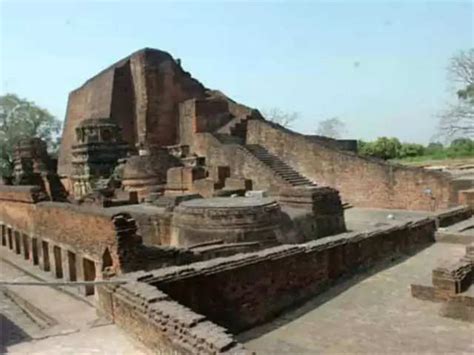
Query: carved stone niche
[[70, 118, 129, 199]]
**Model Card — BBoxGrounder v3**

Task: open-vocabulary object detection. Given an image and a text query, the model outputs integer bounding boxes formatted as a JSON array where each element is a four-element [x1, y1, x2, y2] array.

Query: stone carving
[[71, 118, 128, 198]]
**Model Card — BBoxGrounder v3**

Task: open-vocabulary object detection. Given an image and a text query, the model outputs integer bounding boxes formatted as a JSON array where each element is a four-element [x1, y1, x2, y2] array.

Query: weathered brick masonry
[[246, 119, 456, 210], [0, 186, 199, 295], [435, 205, 472, 227], [411, 242, 474, 322], [150, 218, 435, 332], [99, 217, 436, 354], [59, 48, 206, 177], [98, 281, 245, 354], [192, 133, 295, 191]]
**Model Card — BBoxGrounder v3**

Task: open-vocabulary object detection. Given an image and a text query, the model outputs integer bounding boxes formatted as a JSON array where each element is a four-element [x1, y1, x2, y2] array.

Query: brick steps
[[244, 144, 316, 188]]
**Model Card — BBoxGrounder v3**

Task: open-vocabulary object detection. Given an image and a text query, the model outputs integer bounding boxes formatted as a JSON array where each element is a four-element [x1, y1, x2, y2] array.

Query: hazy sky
[[1, 0, 472, 143]]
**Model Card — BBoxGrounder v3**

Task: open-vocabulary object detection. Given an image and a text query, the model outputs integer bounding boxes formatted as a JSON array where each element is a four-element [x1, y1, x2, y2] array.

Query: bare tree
[[439, 49, 474, 140], [315, 117, 346, 139], [262, 108, 298, 128], [448, 49, 474, 86], [439, 101, 474, 138]]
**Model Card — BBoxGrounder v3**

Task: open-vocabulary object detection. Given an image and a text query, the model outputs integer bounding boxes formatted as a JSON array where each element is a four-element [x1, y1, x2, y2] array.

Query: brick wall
[[58, 66, 116, 176], [0, 188, 124, 273], [193, 133, 291, 191], [195, 99, 231, 133], [59, 48, 206, 177], [111, 60, 137, 146], [139, 51, 206, 147], [459, 189, 474, 211], [98, 280, 245, 354], [144, 218, 435, 333], [0, 186, 199, 275], [247, 119, 456, 210], [435, 206, 472, 227], [179, 98, 245, 147]]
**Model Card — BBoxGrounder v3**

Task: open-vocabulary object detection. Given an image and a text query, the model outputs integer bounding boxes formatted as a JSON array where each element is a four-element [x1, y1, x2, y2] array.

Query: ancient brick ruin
[[1, 48, 473, 353]]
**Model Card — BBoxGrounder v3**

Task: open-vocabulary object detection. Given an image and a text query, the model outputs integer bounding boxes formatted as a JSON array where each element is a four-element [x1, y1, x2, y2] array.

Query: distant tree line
[[358, 137, 474, 161]]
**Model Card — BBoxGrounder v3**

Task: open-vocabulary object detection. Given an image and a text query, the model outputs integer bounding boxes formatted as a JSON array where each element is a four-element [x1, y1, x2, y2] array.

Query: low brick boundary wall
[[99, 217, 435, 353], [98, 280, 245, 354], [434, 206, 472, 227], [0, 185, 48, 203], [148, 218, 435, 332]]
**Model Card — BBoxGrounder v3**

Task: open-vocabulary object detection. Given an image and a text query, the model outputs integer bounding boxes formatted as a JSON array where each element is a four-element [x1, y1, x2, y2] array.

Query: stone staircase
[[244, 144, 316, 187]]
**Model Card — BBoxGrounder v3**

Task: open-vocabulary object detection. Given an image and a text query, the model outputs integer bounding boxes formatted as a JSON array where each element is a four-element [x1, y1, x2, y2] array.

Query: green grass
[[391, 154, 474, 166]]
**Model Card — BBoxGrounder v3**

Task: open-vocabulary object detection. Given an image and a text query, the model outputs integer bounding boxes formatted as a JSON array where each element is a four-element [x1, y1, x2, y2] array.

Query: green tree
[[0, 94, 61, 176], [426, 142, 444, 154], [448, 138, 474, 156], [359, 137, 402, 160], [399, 143, 425, 158]]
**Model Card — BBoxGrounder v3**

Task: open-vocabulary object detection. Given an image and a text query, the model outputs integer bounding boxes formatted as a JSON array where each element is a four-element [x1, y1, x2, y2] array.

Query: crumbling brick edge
[[98, 216, 438, 354], [98, 280, 246, 354]]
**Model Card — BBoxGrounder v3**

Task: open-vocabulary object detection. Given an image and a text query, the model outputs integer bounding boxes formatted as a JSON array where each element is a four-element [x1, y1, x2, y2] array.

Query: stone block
[[192, 179, 219, 198], [166, 166, 206, 191], [432, 260, 472, 294], [458, 189, 474, 211], [224, 177, 252, 191], [207, 166, 230, 186]]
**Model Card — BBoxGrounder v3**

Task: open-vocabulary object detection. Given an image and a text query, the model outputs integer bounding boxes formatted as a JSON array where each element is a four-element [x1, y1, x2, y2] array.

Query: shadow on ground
[[237, 246, 429, 343], [0, 313, 32, 353]]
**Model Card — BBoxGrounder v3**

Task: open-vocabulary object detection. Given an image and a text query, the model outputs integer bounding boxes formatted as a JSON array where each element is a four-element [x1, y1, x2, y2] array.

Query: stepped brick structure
[[2, 48, 473, 354], [58, 48, 206, 178], [55, 47, 466, 211]]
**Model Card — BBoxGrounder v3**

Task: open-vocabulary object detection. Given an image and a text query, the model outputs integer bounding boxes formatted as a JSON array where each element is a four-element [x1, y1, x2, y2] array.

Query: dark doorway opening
[[68, 251, 77, 281], [42, 241, 50, 271], [83, 258, 96, 296], [22, 234, 29, 260], [1, 226, 6, 246], [32, 238, 39, 265], [53, 246, 63, 278], [7, 229, 13, 250], [14, 232, 21, 255]]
